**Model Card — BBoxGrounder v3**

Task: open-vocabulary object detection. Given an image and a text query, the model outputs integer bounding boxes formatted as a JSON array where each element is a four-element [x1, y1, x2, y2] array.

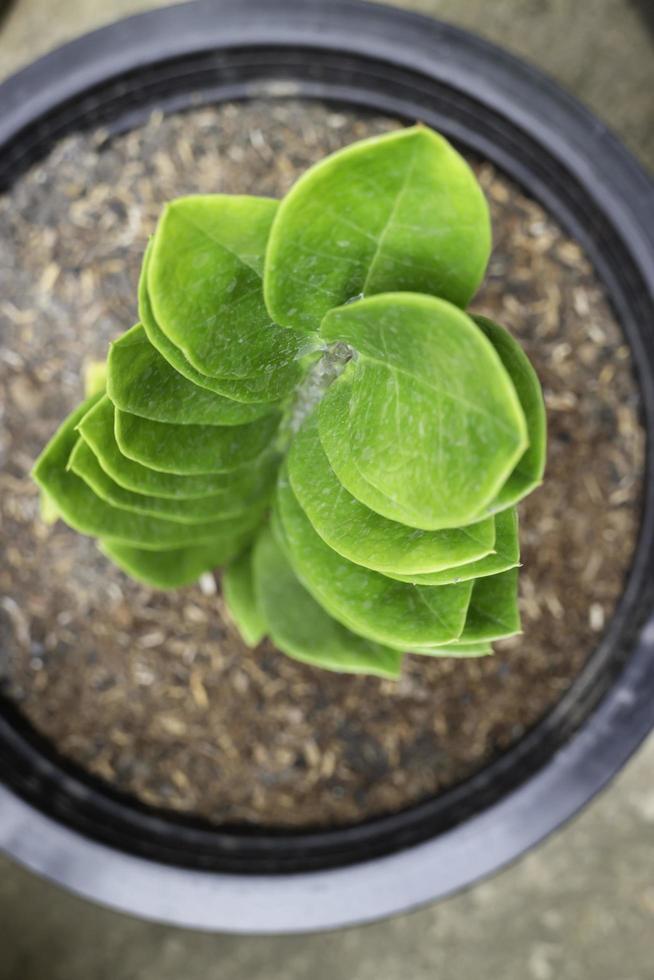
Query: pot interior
[[0, 53, 650, 873]]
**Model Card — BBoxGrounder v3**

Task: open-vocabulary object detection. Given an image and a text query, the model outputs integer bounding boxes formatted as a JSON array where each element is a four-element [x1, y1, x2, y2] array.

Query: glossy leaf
[[141, 240, 275, 403], [223, 547, 267, 646], [39, 489, 61, 525], [148, 195, 307, 380], [474, 315, 547, 511], [107, 323, 275, 425], [33, 398, 263, 549], [288, 411, 495, 574], [79, 397, 279, 499], [69, 438, 270, 524], [100, 540, 245, 589], [320, 294, 528, 529], [405, 570, 520, 650], [253, 524, 403, 678], [114, 405, 281, 475], [265, 125, 491, 333], [456, 568, 521, 643], [317, 374, 424, 528], [407, 642, 492, 657], [389, 507, 519, 585], [277, 471, 473, 648], [84, 360, 107, 397]]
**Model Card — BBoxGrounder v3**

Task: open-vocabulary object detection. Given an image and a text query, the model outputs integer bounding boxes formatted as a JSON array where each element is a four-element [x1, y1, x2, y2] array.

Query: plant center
[[283, 341, 355, 438]]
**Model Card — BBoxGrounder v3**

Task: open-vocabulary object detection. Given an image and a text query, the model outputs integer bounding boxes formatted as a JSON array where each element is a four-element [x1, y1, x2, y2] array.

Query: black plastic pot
[[1, 0, 654, 935]]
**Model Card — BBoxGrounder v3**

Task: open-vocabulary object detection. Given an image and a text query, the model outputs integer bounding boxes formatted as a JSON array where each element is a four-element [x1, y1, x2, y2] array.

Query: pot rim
[[1, 0, 654, 934]]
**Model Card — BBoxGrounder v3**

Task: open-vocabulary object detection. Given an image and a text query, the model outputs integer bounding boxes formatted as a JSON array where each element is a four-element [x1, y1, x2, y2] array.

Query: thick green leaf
[[389, 507, 519, 585], [223, 547, 267, 646], [107, 323, 275, 425], [140, 240, 290, 404], [100, 540, 243, 589], [253, 524, 403, 678], [405, 570, 520, 650], [264, 125, 491, 333], [319, 294, 528, 529], [114, 405, 280, 475], [317, 374, 425, 528], [438, 644, 492, 656], [39, 488, 60, 525], [277, 471, 473, 648], [288, 411, 495, 574], [474, 315, 547, 511], [69, 438, 271, 524], [407, 642, 493, 657], [148, 195, 308, 387], [33, 399, 264, 549], [79, 397, 279, 500], [457, 568, 521, 643], [84, 360, 107, 397]]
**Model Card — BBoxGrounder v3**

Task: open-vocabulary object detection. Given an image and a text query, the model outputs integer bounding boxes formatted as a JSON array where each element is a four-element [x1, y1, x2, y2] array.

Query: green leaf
[[405, 569, 521, 651], [107, 323, 276, 425], [457, 568, 521, 643], [316, 373, 424, 528], [319, 294, 528, 529], [288, 410, 496, 574], [253, 523, 403, 678], [407, 642, 493, 657], [39, 488, 61, 525], [474, 315, 546, 511], [276, 470, 473, 649], [99, 540, 240, 589], [223, 547, 267, 647], [147, 195, 308, 383], [33, 398, 265, 550], [114, 405, 281, 475], [138, 239, 296, 404], [83, 359, 107, 397], [78, 396, 279, 500], [69, 437, 271, 524], [389, 507, 519, 585], [264, 125, 491, 333]]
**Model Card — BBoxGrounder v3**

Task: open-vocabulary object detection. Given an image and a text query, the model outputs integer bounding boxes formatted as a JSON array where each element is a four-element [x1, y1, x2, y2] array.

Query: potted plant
[[1, 0, 653, 935]]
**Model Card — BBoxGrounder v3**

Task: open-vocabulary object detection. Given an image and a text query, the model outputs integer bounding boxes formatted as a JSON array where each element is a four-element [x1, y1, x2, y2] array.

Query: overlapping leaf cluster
[[34, 126, 545, 677]]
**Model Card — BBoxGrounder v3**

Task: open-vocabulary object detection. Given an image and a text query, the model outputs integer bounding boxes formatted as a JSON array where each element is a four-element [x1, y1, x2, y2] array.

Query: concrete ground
[[1, 1, 653, 977], [1, 742, 654, 980]]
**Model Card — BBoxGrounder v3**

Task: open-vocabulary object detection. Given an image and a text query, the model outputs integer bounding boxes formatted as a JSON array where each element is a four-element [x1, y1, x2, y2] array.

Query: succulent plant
[[34, 125, 546, 677]]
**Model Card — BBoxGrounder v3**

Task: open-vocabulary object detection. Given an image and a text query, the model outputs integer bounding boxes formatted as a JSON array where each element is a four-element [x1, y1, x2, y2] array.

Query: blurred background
[[0, 2, 653, 978]]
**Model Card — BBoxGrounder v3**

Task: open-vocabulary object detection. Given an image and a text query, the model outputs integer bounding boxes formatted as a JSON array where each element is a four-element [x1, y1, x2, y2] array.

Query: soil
[[0, 100, 645, 828]]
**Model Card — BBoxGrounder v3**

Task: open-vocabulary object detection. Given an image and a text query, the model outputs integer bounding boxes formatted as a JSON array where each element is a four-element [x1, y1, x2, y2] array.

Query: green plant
[[33, 125, 546, 678]]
